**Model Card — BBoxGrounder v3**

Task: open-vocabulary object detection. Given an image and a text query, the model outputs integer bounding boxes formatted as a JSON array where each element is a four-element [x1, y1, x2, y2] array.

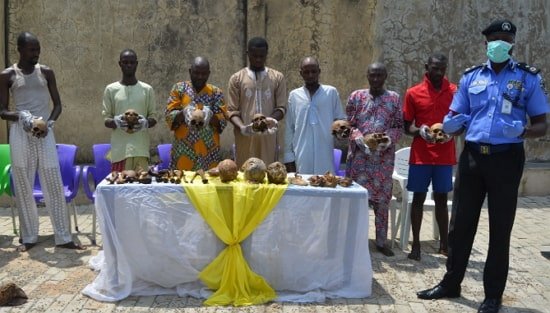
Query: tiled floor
[[1, 197, 549, 312]]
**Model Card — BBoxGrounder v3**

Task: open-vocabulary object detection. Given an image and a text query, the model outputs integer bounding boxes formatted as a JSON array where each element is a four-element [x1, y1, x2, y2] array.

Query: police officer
[[416, 20, 549, 313]]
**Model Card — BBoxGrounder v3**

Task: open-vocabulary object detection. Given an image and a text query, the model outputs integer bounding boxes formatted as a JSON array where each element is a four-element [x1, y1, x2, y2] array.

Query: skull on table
[[331, 120, 351, 140], [266, 161, 287, 184], [218, 159, 239, 182], [241, 157, 266, 183]]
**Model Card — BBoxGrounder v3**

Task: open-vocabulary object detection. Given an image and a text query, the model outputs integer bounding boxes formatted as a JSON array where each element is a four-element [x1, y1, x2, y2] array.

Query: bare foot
[[438, 247, 448, 256], [408, 244, 421, 261], [16, 243, 36, 252], [56, 241, 86, 250], [376, 245, 395, 257]]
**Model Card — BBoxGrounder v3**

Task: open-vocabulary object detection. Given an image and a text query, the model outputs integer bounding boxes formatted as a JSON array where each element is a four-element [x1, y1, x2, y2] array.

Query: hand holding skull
[[31, 118, 48, 138], [429, 123, 451, 143]]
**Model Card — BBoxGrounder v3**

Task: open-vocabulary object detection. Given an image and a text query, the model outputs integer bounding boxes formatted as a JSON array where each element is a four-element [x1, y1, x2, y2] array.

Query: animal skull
[[252, 113, 268, 132], [32, 118, 47, 137], [331, 120, 351, 140], [430, 123, 448, 143], [266, 161, 287, 184], [190, 108, 206, 128]]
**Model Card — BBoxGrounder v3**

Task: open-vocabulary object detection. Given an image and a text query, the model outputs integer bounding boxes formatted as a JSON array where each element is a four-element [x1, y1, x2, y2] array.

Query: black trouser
[[441, 142, 524, 299]]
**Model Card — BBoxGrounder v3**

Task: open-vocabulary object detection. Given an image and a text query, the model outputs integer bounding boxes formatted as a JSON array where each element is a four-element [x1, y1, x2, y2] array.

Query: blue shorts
[[406, 164, 453, 193]]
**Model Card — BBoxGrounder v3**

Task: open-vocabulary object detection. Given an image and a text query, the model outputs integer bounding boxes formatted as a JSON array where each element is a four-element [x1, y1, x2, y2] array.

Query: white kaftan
[[283, 84, 345, 174]]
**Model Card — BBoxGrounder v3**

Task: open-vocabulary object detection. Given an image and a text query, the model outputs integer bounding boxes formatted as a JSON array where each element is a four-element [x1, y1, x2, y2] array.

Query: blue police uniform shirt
[[450, 59, 549, 144]]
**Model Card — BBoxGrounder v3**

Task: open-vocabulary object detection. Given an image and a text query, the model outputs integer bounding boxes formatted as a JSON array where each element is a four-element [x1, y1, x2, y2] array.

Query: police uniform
[[440, 23, 549, 302]]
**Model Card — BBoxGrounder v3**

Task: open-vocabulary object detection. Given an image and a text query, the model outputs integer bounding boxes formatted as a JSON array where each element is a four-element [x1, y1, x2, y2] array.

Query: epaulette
[[517, 62, 540, 74], [464, 64, 484, 74]]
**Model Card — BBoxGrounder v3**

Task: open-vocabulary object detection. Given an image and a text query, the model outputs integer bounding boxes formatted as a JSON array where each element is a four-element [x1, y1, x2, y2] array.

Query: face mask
[[486, 40, 513, 63]]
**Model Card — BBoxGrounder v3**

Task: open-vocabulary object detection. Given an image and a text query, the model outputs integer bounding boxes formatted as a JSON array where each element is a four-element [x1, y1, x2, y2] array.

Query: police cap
[[481, 19, 517, 36]]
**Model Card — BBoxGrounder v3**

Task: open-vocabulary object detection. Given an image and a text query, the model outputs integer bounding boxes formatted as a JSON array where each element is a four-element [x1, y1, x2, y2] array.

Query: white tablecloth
[[82, 178, 372, 303]]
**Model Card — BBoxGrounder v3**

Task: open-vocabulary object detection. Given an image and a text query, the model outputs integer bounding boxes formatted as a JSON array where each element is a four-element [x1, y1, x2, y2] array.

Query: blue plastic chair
[[333, 148, 346, 176], [157, 143, 172, 170], [82, 143, 111, 245]]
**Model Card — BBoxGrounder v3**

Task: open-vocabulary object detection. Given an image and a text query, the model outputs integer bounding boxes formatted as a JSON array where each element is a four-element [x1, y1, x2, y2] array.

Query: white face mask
[[486, 40, 513, 63]]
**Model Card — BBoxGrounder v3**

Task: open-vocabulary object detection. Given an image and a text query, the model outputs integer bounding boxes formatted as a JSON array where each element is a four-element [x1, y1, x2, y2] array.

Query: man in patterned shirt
[[165, 56, 227, 170], [346, 62, 403, 256]]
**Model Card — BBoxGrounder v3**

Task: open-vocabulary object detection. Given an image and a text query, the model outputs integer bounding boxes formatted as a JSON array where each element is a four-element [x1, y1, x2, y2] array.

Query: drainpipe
[[2, 0, 8, 142]]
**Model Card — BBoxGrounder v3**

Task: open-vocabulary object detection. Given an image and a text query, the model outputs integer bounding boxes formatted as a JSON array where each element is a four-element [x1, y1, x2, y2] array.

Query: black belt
[[466, 141, 523, 155]]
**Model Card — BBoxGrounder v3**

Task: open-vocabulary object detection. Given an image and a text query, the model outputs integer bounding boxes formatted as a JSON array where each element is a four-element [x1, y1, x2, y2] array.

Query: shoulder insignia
[[464, 64, 483, 74], [517, 62, 540, 74]]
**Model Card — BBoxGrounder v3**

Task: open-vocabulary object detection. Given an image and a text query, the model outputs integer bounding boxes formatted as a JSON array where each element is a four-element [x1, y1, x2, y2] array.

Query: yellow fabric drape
[[183, 173, 287, 306]]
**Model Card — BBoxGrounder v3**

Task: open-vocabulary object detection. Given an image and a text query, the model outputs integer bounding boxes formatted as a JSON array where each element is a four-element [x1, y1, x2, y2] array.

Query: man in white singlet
[[0, 32, 84, 252]]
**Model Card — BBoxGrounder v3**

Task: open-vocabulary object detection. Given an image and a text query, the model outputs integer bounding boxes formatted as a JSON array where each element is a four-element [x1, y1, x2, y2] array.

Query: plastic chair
[[333, 148, 346, 176], [0, 144, 17, 235], [10, 144, 81, 235], [390, 147, 453, 249], [157, 143, 172, 170], [82, 143, 111, 245]]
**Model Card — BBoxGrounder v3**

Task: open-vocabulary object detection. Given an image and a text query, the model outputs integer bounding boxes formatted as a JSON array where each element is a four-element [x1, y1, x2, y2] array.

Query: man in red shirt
[[403, 52, 457, 261]]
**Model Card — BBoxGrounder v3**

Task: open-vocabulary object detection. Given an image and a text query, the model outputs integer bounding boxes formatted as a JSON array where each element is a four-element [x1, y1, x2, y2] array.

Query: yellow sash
[[183, 173, 287, 306]]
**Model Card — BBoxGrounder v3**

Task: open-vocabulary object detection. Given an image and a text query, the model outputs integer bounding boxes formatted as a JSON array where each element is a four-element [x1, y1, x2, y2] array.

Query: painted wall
[[3, 0, 549, 162]]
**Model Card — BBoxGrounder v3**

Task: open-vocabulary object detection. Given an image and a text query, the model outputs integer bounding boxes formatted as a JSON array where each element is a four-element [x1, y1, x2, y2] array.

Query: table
[[83, 177, 372, 303]]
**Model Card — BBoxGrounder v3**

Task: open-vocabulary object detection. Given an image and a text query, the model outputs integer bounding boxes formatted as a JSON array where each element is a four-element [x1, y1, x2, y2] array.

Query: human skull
[[252, 113, 268, 132], [430, 123, 448, 143], [123, 109, 140, 132], [266, 161, 287, 184], [218, 159, 239, 182], [363, 133, 379, 150], [32, 118, 47, 137], [241, 157, 266, 183], [331, 120, 351, 140], [190, 108, 206, 128]]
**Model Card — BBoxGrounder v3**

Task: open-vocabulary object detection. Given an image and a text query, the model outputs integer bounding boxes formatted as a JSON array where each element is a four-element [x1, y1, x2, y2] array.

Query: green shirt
[[102, 81, 157, 163]]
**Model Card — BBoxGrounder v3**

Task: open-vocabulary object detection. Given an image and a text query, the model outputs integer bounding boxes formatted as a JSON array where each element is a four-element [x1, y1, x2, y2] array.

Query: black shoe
[[376, 245, 395, 257], [478, 298, 501, 313], [417, 284, 461, 300]]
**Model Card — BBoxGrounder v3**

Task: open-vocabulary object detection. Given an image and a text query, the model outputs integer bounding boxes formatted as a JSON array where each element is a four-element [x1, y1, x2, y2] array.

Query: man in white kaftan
[[284, 57, 345, 174]]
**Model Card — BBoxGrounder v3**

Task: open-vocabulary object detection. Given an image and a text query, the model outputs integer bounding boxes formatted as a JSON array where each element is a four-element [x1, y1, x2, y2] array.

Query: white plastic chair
[[390, 147, 452, 250]]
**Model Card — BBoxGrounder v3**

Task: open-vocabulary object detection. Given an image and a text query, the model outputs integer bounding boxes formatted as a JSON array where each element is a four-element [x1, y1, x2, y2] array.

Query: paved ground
[[0, 197, 549, 313]]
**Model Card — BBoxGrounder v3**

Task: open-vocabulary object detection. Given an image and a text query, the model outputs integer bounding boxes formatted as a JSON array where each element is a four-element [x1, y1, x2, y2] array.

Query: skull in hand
[[252, 113, 268, 133], [123, 109, 140, 133], [32, 118, 47, 137], [331, 120, 351, 140], [190, 107, 206, 129], [430, 123, 449, 143]]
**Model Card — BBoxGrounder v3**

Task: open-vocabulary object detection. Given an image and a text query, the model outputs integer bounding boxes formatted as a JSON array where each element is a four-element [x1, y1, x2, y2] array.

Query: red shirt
[[403, 75, 457, 165]]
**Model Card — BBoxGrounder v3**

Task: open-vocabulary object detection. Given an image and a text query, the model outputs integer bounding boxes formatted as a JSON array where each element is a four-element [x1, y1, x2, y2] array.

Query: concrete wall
[[3, 0, 549, 162]]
